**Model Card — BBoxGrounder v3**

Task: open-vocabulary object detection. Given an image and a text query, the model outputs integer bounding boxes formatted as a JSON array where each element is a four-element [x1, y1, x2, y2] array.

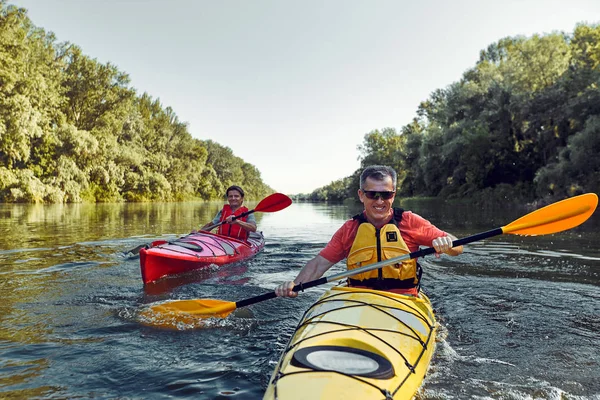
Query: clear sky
[[8, 0, 600, 194]]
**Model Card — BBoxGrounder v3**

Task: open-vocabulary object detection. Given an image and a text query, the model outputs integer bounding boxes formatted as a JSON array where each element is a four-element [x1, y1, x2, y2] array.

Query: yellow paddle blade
[[139, 299, 237, 329], [151, 298, 236, 317], [502, 193, 598, 235]]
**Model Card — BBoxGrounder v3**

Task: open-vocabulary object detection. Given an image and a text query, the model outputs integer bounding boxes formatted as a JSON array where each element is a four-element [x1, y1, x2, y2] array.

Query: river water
[[0, 199, 599, 399]]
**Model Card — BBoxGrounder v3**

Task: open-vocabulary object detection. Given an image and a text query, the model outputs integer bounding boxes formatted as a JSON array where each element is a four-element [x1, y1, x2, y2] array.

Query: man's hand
[[432, 236, 454, 258], [275, 281, 297, 298]]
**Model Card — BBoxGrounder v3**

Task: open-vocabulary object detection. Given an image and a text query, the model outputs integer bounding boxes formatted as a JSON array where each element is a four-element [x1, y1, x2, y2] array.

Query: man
[[275, 165, 462, 297]]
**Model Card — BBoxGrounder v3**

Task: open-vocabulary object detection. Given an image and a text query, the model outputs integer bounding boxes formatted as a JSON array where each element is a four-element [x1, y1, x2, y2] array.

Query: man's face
[[227, 190, 243, 209], [358, 176, 396, 226]]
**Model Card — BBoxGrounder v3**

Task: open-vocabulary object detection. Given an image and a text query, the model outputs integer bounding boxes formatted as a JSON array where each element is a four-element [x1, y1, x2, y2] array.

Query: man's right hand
[[275, 281, 297, 298]]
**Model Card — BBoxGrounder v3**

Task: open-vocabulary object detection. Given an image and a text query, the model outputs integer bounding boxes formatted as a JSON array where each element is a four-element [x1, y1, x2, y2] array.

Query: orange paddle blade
[[502, 193, 598, 235]]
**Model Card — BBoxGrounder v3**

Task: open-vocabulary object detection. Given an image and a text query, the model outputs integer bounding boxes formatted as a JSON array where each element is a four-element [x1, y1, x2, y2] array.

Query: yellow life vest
[[346, 209, 420, 290]]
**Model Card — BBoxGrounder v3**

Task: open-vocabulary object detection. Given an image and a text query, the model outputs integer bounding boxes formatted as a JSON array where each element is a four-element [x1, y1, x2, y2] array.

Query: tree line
[[0, 2, 273, 203], [301, 24, 600, 204]]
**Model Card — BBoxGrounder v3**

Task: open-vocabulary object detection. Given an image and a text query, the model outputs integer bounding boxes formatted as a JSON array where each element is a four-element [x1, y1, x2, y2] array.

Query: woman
[[201, 185, 257, 240]]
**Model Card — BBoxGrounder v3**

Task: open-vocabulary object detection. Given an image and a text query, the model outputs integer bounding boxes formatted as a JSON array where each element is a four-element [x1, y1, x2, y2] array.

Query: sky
[[8, 0, 600, 194]]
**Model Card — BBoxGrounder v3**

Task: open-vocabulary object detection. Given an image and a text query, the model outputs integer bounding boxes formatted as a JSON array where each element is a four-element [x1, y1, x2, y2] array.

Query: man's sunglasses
[[362, 190, 396, 200]]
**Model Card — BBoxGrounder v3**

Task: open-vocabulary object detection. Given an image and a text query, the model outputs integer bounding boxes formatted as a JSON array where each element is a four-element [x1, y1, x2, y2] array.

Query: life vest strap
[[348, 267, 420, 290], [352, 207, 405, 225]]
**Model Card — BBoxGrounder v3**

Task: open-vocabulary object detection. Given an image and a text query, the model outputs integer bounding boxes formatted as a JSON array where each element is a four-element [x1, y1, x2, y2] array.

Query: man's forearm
[[294, 255, 334, 284]]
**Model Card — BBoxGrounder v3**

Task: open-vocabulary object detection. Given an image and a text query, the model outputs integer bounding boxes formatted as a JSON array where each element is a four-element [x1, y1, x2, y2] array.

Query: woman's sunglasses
[[362, 190, 396, 200]]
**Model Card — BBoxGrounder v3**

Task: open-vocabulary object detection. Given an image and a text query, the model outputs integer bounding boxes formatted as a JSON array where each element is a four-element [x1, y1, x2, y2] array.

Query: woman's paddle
[[202, 192, 292, 231], [125, 192, 292, 255], [142, 192, 598, 324]]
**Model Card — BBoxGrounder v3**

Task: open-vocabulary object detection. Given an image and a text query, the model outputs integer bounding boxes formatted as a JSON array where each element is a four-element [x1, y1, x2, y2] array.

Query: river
[[0, 198, 599, 399]]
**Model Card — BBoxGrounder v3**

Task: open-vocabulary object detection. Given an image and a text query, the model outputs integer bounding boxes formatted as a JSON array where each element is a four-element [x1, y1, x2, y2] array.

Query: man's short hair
[[359, 165, 397, 189]]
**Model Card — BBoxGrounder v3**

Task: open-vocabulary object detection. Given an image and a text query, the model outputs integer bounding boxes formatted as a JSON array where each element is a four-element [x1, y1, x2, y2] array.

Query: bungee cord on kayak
[[265, 287, 437, 399], [155, 235, 238, 256]]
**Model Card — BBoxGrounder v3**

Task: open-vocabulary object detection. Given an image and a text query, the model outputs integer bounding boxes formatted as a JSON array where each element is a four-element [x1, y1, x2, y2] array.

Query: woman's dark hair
[[226, 185, 245, 198]]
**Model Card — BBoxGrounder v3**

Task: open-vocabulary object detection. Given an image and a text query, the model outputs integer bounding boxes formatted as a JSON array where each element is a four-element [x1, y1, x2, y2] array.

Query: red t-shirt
[[319, 211, 447, 264]]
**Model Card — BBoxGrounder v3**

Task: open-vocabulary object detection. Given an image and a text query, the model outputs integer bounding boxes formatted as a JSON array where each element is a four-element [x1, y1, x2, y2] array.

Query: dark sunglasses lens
[[364, 191, 394, 200]]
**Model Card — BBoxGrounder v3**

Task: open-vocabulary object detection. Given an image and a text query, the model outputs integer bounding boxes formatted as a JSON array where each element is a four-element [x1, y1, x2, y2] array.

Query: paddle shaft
[[204, 209, 255, 231], [204, 193, 292, 231], [234, 227, 503, 309]]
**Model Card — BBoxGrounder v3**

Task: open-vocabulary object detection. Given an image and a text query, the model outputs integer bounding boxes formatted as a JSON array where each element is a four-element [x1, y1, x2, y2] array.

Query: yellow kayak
[[263, 286, 437, 400]]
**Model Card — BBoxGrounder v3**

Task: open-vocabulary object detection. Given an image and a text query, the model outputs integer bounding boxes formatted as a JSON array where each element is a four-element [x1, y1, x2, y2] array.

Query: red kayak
[[139, 231, 265, 284]]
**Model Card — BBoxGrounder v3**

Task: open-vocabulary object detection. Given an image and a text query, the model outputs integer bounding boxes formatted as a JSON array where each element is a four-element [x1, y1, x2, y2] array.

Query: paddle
[[142, 193, 598, 324], [202, 192, 292, 232], [124, 192, 292, 255]]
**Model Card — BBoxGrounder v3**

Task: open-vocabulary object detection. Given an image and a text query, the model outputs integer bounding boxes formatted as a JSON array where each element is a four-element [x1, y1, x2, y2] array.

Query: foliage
[[534, 115, 600, 199], [0, 2, 273, 203], [294, 176, 353, 202], [309, 24, 600, 204]]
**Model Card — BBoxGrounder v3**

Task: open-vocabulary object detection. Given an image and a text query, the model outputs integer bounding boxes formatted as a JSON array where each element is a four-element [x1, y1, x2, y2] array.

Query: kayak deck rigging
[[265, 286, 437, 399], [156, 236, 239, 256]]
